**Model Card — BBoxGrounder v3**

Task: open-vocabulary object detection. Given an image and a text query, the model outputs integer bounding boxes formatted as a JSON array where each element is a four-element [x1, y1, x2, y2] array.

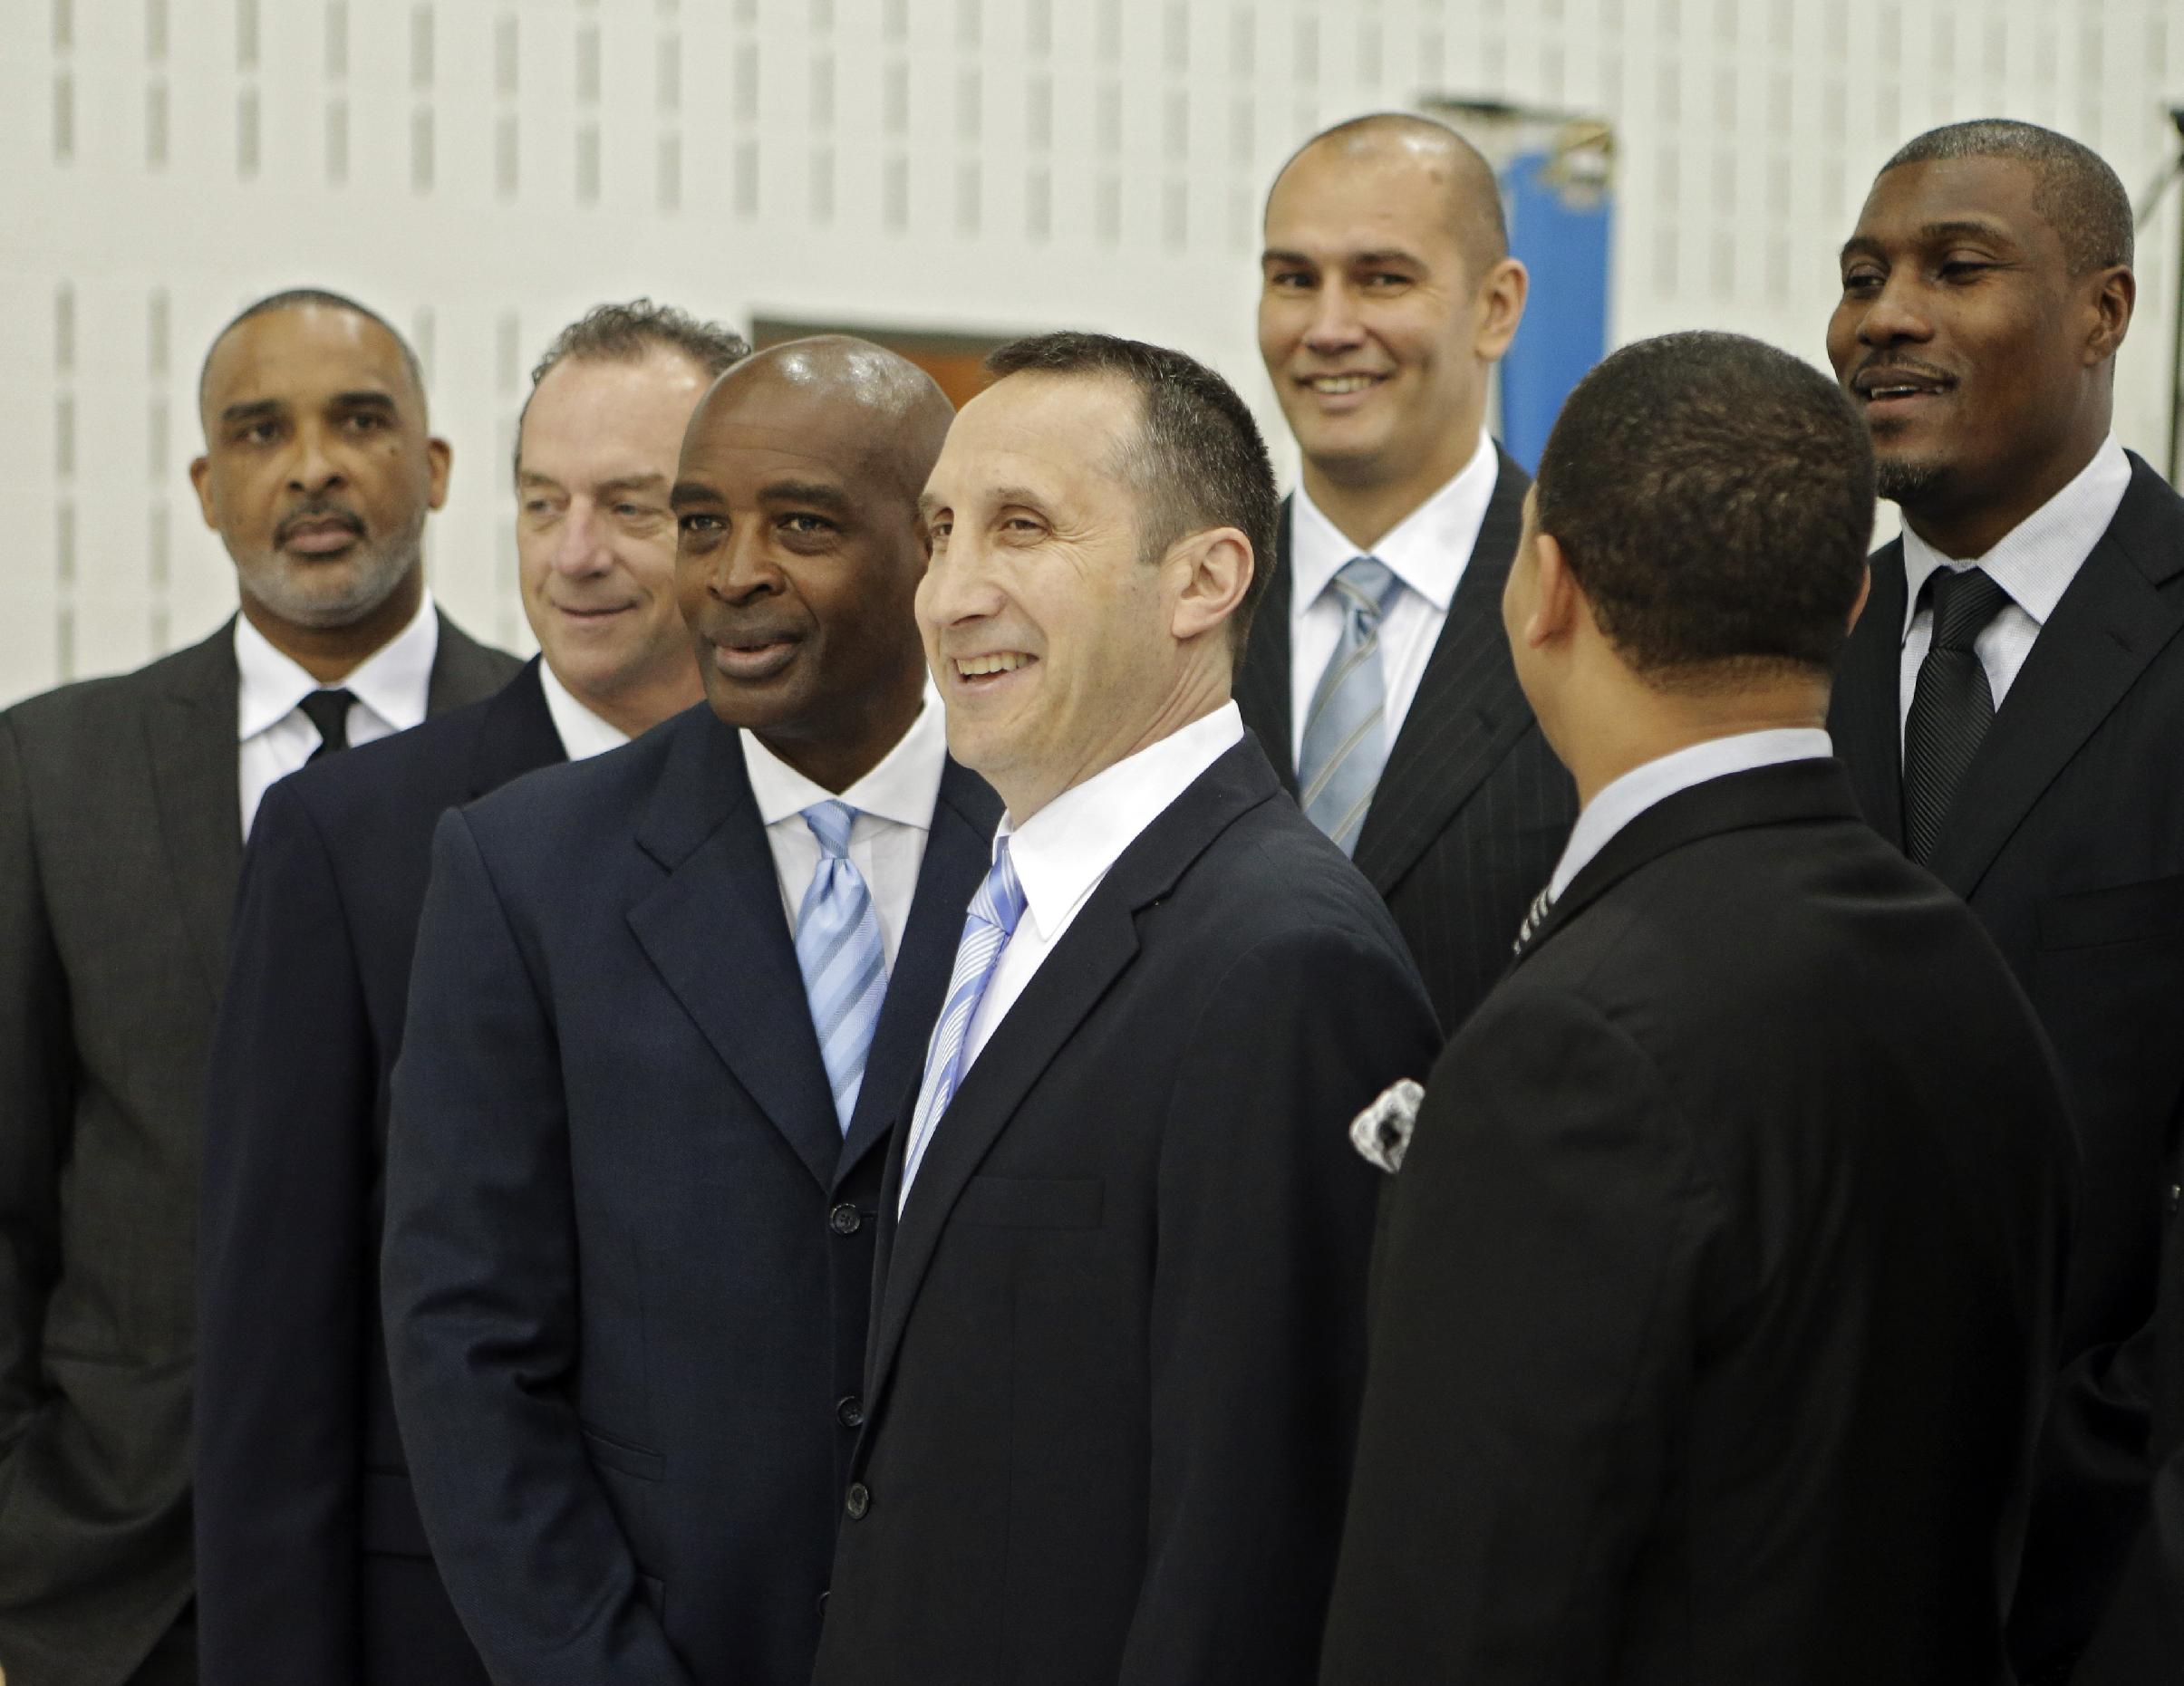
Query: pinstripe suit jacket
[[1237, 447, 1578, 1035]]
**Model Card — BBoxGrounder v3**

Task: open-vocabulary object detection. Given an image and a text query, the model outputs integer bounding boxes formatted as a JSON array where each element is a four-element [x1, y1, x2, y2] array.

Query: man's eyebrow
[[990, 485, 1050, 509], [669, 480, 721, 509], [595, 472, 671, 498], [761, 479, 854, 514], [1917, 217, 2017, 245], [329, 390, 400, 410], [1837, 235, 1884, 264], [917, 490, 946, 520], [219, 398, 284, 426]]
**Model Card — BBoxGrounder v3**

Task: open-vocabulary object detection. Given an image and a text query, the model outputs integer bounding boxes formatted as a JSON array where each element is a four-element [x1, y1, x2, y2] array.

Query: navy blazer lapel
[[147, 622, 244, 998], [865, 738, 1282, 1407], [1830, 541, 1908, 847], [1236, 499, 1299, 792], [1517, 759, 1860, 964], [836, 757, 1002, 1183], [1351, 446, 1535, 899], [1928, 459, 2184, 899], [426, 610, 518, 713], [626, 709, 842, 1190], [463, 660, 566, 799]]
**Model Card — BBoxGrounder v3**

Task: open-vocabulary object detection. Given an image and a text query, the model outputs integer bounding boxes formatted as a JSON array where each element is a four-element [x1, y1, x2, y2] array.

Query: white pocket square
[[1348, 1078, 1425, 1174]]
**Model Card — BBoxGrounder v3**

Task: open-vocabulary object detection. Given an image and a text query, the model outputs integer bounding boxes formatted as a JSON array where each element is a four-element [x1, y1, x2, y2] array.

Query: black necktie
[[1902, 567, 2008, 866], [298, 687, 357, 761]]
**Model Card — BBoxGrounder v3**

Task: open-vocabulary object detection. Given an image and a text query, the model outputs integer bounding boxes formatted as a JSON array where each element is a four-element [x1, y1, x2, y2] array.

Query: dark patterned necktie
[[1902, 567, 2008, 866], [298, 687, 358, 761]]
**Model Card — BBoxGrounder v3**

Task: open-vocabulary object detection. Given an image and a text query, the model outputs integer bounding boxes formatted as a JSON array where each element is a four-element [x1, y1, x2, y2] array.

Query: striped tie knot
[[1928, 566, 2008, 652], [968, 838, 1028, 939], [1329, 554, 1399, 627], [804, 798, 856, 858]]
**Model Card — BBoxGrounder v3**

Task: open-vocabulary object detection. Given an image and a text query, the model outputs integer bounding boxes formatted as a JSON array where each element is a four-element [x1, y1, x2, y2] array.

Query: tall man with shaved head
[[197, 301, 747, 1686], [1823, 120, 2184, 1682], [381, 337, 1000, 1684], [1240, 112, 1576, 1035], [0, 290, 515, 1685]]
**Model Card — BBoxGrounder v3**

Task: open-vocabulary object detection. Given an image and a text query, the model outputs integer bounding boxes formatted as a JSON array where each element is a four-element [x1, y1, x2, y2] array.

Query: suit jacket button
[[829, 1202, 862, 1236], [845, 1481, 871, 1519], [836, 1394, 865, 1429]]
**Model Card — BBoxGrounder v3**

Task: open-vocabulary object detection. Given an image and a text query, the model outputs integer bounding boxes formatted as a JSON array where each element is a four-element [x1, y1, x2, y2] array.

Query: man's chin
[[1874, 454, 1947, 507]]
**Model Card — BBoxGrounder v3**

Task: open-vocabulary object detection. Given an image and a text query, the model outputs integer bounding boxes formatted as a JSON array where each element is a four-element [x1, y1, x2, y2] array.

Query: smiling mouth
[[557, 602, 633, 621], [1852, 370, 1955, 407], [952, 651, 1035, 689], [1301, 373, 1385, 396]]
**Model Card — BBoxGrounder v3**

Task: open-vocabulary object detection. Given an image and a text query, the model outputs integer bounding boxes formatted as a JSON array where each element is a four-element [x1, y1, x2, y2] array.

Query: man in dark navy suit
[[196, 301, 749, 1686], [382, 336, 997, 1686], [813, 332, 1440, 1686], [1240, 113, 1576, 1035]]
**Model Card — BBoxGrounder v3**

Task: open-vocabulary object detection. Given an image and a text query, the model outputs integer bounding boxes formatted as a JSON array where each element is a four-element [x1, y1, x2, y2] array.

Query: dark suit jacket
[[1319, 759, 2076, 1686], [381, 703, 1000, 1686], [196, 660, 565, 1686], [1826, 454, 2184, 1675], [812, 736, 1443, 1686], [1236, 448, 1578, 1035], [0, 613, 515, 1686], [2073, 1168, 2184, 1683]]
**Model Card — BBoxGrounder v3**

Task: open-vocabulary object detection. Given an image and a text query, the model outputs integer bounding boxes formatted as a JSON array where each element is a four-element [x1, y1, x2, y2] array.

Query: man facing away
[[1240, 111, 1577, 1034], [0, 289, 516, 1686], [382, 338, 1000, 1685], [195, 301, 747, 1686], [812, 332, 1442, 1686], [1822, 120, 2184, 1680], [1320, 332, 2074, 1685]]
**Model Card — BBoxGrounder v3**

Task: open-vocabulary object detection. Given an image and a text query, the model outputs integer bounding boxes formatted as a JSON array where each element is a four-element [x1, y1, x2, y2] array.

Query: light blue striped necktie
[[898, 838, 1027, 1207], [793, 800, 888, 1133], [1299, 555, 1403, 856]]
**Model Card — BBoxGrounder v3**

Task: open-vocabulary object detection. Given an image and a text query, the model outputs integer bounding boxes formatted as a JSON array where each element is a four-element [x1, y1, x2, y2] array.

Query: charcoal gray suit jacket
[[0, 612, 515, 1686]]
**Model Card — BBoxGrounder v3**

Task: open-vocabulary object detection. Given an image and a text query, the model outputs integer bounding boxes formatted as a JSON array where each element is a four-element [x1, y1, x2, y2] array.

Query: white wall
[[3, 0, 2179, 705]]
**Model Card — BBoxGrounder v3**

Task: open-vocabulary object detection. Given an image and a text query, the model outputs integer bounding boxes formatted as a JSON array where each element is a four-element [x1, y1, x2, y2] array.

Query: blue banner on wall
[[1499, 147, 1612, 474]]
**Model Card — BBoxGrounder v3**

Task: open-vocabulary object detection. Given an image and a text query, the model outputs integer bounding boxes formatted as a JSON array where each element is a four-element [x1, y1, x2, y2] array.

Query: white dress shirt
[[740, 688, 948, 970], [536, 660, 633, 763], [1547, 727, 1835, 901], [961, 702, 1245, 1073], [1897, 434, 2131, 742], [235, 591, 439, 838], [1288, 430, 1499, 766]]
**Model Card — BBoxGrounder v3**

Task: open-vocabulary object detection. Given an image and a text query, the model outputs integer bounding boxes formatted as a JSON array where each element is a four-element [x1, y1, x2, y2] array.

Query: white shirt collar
[[1547, 727, 1834, 901], [998, 702, 1245, 944], [1899, 434, 2131, 635], [1290, 430, 1497, 617], [234, 589, 440, 742], [740, 684, 948, 833], [536, 660, 632, 762]]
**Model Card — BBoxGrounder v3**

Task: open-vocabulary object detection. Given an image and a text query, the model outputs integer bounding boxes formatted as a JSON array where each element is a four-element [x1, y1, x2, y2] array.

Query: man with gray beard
[[0, 289, 514, 1685]]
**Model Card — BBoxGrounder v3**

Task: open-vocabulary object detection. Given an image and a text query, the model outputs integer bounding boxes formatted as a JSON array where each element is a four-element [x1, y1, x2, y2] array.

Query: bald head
[[705, 334, 956, 502], [1271, 112, 1508, 278]]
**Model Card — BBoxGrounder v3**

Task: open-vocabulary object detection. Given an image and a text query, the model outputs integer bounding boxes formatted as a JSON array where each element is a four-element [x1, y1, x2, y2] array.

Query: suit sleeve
[[194, 776, 372, 1684], [382, 808, 696, 1686], [1318, 989, 1715, 1686], [1116, 920, 1441, 1686], [0, 713, 65, 1467]]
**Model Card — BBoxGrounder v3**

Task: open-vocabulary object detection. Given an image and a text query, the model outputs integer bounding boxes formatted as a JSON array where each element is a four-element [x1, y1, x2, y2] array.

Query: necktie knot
[[298, 688, 357, 759], [1329, 555, 1399, 628], [971, 839, 1028, 939], [802, 799, 858, 859], [1928, 566, 2007, 653]]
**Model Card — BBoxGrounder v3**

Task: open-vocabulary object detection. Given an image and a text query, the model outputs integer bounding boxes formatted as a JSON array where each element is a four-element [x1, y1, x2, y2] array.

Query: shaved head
[[707, 334, 956, 501], [1271, 112, 1508, 279]]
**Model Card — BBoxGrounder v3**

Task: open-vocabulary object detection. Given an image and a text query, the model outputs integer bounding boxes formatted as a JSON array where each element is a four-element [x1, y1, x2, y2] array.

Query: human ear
[[1168, 527, 1253, 643]]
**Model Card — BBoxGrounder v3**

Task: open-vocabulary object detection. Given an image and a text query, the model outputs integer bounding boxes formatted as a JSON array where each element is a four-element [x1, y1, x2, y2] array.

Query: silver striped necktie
[[793, 800, 888, 1132], [1511, 885, 1554, 957], [1299, 554, 1403, 856]]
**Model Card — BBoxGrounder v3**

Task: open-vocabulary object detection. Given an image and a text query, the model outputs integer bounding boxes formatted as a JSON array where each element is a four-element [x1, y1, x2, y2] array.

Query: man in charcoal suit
[[1240, 111, 1576, 1034], [812, 332, 1442, 1686], [0, 289, 515, 1686], [382, 338, 998, 1685], [1822, 120, 2184, 1681], [196, 301, 748, 1686], [1321, 332, 2074, 1684]]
